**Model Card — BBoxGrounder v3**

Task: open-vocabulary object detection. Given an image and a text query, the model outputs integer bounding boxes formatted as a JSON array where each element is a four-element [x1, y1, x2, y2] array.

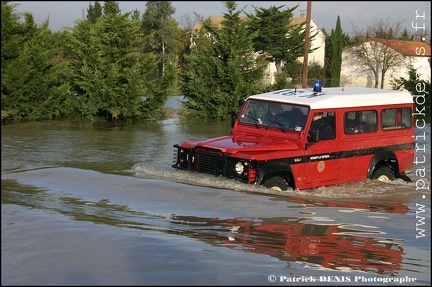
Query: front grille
[[193, 147, 225, 176]]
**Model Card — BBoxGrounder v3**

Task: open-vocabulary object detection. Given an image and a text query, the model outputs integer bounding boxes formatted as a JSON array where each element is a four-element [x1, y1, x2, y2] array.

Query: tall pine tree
[[324, 15, 350, 87], [330, 16, 343, 87], [247, 4, 306, 77], [86, 1, 103, 23], [67, 3, 160, 122], [181, 1, 267, 120]]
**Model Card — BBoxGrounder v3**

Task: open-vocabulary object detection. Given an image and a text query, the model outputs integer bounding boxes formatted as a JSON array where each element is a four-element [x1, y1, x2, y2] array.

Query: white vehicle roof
[[247, 87, 413, 109]]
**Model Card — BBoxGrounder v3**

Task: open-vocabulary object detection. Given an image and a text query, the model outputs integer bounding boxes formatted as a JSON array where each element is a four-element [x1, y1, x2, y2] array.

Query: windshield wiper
[[241, 114, 262, 126], [269, 120, 288, 132]]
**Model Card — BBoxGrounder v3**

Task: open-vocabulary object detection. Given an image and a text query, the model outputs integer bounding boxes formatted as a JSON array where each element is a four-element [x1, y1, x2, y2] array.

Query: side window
[[381, 108, 412, 130], [344, 110, 377, 134], [310, 111, 335, 140]]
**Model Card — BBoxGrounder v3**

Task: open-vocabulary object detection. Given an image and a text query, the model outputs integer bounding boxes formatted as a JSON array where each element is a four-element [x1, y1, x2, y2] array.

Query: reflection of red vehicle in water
[[223, 219, 403, 276], [171, 200, 406, 276]]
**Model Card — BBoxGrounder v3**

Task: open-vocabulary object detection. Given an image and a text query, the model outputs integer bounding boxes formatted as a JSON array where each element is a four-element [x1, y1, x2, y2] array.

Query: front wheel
[[262, 176, 291, 191], [371, 166, 395, 182]]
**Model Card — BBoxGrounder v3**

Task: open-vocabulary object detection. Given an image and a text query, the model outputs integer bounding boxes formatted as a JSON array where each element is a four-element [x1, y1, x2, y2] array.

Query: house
[[292, 13, 326, 68], [341, 39, 431, 89], [191, 14, 326, 85]]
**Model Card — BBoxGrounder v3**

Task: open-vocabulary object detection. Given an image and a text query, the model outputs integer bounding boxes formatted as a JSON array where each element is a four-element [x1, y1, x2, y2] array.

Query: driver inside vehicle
[[310, 112, 333, 140], [262, 102, 284, 126]]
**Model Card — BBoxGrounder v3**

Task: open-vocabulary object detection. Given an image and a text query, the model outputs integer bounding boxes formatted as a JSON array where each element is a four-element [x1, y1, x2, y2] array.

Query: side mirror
[[308, 129, 320, 142]]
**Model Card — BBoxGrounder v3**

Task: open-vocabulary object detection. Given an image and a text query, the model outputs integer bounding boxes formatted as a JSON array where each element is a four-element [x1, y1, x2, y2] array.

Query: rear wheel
[[262, 176, 291, 191], [371, 166, 395, 182]]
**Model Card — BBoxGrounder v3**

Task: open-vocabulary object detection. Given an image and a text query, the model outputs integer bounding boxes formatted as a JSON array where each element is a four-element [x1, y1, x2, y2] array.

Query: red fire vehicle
[[173, 82, 415, 191]]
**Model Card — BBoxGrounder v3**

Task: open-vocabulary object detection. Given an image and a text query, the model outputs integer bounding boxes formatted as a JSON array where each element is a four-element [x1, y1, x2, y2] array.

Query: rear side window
[[381, 108, 412, 130], [344, 110, 377, 134]]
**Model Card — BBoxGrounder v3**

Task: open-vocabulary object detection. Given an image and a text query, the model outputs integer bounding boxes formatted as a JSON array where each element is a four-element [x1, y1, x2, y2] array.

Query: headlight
[[235, 162, 244, 174]]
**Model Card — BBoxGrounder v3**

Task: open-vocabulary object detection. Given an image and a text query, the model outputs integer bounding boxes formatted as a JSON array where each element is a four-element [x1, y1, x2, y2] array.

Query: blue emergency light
[[313, 80, 322, 92]]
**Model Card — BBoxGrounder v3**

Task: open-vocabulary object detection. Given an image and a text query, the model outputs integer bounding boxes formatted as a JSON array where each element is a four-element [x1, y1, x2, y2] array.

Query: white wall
[[341, 44, 431, 90], [296, 20, 326, 67]]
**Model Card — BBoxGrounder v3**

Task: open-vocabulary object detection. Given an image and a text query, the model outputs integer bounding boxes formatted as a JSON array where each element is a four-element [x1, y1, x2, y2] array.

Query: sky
[[11, 1, 432, 38]]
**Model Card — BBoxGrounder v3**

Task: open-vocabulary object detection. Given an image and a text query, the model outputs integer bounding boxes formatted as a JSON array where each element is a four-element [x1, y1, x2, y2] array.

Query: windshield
[[238, 99, 309, 132]]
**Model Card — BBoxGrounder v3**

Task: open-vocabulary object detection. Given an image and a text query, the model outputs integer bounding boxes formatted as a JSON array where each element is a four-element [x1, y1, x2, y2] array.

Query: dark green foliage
[[247, 4, 308, 76], [180, 1, 267, 121], [8, 1, 422, 126], [103, 1, 120, 15], [282, 61, 303, 87], [399, 28, 411, 40], [323, 28, 331, 86], [1, 1, 23, 70], [1, 2, 70, 123], [391, 65, 431, 121], [1, 1, 177, 124], [324, 16, 351, 87], [307, 62, 326, 87], [330, 16, 343, 87], [86, 1, 103, 23], [66, 6, 160, 122], [279, 60, 324, 89]]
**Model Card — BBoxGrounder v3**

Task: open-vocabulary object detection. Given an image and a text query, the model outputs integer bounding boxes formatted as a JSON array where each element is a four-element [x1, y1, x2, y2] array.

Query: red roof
[[371, 39, 430, 57]]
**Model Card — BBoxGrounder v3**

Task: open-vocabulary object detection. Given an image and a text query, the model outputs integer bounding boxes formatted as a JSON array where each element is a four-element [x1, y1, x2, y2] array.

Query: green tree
[[181, 1, 267, 120], [141, 1, 177, 78], [282, 60, 302, 87], [1, 2, 69, 123], [129, 9, 141, 22], [307, 61, 326, 86], [323, 28, 331, 85], [67, 3, 160, 122], [86, 1, 103, 23], [1, 1, 23, 74], [103, 1, 120, 15], [246, 4, 309, 77], [398, 28, 411, 40], [329, 16, 343, 86], [324, 16, 351, 87], [391, 65, 431, 121]]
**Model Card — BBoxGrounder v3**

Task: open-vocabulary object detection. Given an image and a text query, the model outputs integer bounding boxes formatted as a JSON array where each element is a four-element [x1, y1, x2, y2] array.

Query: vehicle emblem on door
[[317, 161, 325, 172]]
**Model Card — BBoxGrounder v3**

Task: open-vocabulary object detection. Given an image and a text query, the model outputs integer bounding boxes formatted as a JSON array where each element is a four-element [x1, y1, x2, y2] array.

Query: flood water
[[2, 97, 431, 286]]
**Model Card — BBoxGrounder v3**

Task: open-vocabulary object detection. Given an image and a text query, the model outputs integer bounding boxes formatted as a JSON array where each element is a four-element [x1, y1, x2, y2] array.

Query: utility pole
[[302, 1, 312, 88]]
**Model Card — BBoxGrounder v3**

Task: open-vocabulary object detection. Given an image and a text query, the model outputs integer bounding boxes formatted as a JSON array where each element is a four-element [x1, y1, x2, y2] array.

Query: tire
[[371, 166, 395, 182], [262, 176, 290, 191]]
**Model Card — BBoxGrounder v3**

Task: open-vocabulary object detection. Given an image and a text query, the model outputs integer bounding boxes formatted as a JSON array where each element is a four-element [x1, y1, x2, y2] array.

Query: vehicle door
[[304, 111, 340, 184]]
